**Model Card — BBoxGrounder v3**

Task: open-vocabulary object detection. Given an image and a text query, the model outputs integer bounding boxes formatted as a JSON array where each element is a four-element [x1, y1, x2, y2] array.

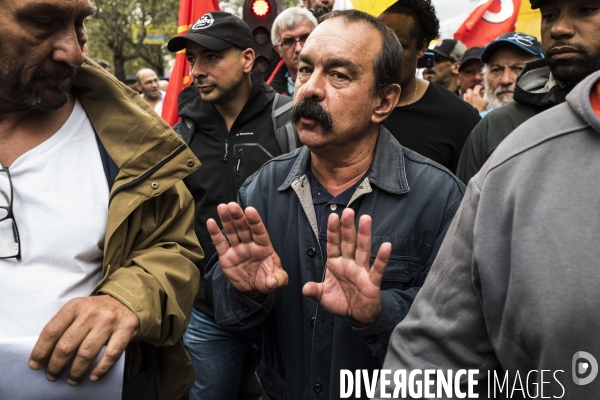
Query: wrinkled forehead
[[6, 0, 94, 18], [301, 18, 382, 65]]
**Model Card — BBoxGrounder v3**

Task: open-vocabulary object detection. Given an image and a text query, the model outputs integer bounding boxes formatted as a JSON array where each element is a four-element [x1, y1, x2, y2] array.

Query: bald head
[[135, 68, 160, 101]]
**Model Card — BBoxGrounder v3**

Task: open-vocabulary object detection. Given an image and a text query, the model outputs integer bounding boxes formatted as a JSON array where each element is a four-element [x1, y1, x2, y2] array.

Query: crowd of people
[[2, 0, 600, 399]]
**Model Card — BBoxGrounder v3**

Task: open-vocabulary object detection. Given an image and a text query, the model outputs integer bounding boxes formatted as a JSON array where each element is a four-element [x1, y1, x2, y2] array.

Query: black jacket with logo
[[176, 70, 285, 315]]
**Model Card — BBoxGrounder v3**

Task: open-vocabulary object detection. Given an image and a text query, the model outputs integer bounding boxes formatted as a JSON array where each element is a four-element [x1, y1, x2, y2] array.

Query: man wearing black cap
[[167, 11, 297, 400], [456, 0, 600, 184], [428, 39, 467, 94], [462, 32, 543, 116], [457, 47, 484, 97]]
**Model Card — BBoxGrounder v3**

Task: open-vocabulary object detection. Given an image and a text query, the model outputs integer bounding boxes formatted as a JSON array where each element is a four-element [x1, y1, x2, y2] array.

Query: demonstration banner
[[454, 0, 522, 48], [349, 0, 397, 17], [162, 0, 220, 126]]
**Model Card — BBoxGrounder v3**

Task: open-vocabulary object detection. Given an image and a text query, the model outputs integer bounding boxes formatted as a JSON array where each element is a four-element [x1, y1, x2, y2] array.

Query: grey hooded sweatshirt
[[377, 70, 600, 400]]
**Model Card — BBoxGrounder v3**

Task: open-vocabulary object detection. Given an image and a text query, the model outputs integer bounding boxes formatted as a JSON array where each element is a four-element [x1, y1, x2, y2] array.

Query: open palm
[[302, 209, 391, 326], [207, 203, 288, 296]]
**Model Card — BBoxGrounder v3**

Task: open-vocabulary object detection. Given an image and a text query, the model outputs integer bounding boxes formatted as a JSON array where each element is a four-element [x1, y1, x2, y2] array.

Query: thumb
[[302, 282, 323, 302], [264, 269, 289, 293]]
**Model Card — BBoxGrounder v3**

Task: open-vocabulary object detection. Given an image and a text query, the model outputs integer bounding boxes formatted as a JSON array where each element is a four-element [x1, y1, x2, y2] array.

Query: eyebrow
[[16, 3, 96, 20], [298, 54, 360, 76]]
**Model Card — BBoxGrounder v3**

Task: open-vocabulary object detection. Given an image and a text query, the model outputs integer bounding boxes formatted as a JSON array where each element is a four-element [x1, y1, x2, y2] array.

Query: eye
[[578, 7, 599, 15], [331, 72, 349, 80], [31, 17, 54, 28]]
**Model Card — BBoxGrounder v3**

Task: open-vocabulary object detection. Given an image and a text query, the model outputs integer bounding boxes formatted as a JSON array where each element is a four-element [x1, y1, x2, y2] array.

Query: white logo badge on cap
[[192, 13, 214, 30], [507, 33, 535, 47]]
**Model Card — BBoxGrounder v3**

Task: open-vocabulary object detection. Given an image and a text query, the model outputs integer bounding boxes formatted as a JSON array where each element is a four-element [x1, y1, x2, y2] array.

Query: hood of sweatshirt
[[514, 58, 574, 109], [566, 70, 600, 134]]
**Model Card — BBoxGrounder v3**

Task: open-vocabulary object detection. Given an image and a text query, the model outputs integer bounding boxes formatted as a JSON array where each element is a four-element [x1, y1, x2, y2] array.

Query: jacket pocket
[[233, 144, 275, 192], [256, 361, 288, 400], [369, 235, 426, 288]]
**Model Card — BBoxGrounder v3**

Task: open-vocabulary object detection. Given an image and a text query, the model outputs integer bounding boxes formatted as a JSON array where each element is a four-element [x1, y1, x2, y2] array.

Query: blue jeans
[[183, 308, 252, 400]]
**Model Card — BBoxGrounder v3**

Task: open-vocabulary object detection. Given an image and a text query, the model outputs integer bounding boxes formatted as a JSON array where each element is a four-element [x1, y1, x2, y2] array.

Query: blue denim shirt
[[206, 127, 465, 400]]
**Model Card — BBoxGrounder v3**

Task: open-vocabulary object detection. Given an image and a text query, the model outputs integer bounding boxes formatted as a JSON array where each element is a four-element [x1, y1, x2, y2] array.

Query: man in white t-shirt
[[135, 68, 166, 115], [0, 0, 203, 398]]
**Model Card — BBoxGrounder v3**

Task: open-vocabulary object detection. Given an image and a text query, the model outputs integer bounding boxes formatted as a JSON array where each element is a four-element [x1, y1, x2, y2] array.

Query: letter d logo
[[573, 351, 598, 385]]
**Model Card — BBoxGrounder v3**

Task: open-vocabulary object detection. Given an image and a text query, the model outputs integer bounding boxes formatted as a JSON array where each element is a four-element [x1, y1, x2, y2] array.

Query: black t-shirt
[[384, 81, 481, 173]]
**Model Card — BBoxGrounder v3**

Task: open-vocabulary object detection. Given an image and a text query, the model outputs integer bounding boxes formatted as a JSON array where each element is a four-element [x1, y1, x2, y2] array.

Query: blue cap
[[481, 32, 544, 64]]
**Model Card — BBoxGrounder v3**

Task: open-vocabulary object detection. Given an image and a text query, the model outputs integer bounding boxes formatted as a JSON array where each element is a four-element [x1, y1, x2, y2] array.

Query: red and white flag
[[454, 0, 522, 48], [161, 0, 220, 126]]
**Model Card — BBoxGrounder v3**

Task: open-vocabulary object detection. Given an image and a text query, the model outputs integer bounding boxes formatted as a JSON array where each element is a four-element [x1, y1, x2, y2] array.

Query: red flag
[[162, 0, 220, 126], [454, 0, 522, 48]]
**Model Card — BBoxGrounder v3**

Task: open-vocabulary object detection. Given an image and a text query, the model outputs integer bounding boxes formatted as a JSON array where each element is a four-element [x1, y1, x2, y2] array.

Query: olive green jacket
[[74, 58, 203, 399]]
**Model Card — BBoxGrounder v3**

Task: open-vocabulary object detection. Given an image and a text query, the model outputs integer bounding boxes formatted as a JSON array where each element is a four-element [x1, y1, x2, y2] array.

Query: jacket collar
[[514, 58, 574, 108], [279, 125, 410, 194]]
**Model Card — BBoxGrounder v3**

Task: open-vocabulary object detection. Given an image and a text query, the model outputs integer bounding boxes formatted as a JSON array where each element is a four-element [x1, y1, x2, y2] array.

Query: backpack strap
[[174, 118, 195, 145], [271, 94, 300, 153]]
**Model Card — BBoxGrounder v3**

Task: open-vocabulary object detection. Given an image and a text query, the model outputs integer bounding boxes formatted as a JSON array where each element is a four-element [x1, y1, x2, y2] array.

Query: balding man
[[135, 68, 165, 114]]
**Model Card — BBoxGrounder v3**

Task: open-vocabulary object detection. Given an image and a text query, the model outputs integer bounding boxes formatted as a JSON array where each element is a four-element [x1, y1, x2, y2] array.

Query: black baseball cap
[[530, 0, 546, 9], [167, 12, 253, 52], [481, 32, 544, 63], [459, 47, 483, 71], [431, 39, 467, 63]]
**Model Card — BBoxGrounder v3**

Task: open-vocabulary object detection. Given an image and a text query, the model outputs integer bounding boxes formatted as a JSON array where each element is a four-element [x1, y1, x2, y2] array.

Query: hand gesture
[[29, 295, 139, 386], [302, 208, 391, 326], [207, 202, 288, 296], [462, 84, 488, 113]]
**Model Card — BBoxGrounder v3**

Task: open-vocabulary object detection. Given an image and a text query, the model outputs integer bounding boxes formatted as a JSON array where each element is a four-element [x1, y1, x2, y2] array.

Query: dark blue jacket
[[206, 127, 465, 399]]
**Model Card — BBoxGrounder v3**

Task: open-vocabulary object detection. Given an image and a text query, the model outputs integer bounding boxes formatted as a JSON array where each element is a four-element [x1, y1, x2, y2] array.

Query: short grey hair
[[271, 7, 318, 46]]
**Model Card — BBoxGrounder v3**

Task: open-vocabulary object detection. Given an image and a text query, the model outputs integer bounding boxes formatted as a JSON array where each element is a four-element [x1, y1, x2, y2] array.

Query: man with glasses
[[167, 11, 297, 400], [268, 7, 318, 97], [0, 0, 203, 398]]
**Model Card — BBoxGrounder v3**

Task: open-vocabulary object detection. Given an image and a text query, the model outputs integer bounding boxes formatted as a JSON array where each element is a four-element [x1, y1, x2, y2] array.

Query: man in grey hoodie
[[456, 0, 600, 184], [377, 53, 600, 400]]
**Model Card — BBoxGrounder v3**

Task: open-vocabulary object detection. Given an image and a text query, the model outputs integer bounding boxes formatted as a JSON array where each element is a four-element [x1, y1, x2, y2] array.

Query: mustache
[[495, 84, 515, 95], [548, 41, 588, 56], [34, 62, 76, 81], [290, 97, 333, 131]]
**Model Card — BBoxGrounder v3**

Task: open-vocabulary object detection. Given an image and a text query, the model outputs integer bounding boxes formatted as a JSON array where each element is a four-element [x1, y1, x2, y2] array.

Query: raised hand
[[207, 202, 288, 296], [302, 208, 391, 326], [462, 84, 488, 113]]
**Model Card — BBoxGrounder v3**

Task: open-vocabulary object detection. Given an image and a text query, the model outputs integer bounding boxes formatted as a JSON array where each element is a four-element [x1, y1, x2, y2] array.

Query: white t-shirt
[[0, 99, 109, 338]]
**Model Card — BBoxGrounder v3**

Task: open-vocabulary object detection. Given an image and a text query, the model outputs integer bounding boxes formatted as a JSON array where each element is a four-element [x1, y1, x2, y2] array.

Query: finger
[[207, 218, 231, 257], [473, 84, 484, 96], [340, 208, 357, 258], [264, 268, 289, 293], [302, 281, 324, 302], [89, 330, 131, 382], [44, 320, 92, 382], [227, 202, 254, 244], [369, 242, 392, 288], [326, 213, 342, 259], [355, 215, 373, 268], [244, 207, 274, 248], [217, 203, 241, 246], [67, 328, 110, 386], [29, 301, 77, 372]]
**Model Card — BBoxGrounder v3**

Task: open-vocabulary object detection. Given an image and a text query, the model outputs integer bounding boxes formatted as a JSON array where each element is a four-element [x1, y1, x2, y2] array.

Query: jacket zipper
[[236, 149, 243, 176], [223, 139, 229, 162], [109, 145, 187, 203]]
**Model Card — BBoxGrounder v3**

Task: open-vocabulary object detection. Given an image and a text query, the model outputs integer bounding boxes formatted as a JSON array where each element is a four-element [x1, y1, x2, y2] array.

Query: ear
[[451, 61, 459, 75], [372, 84, 401, 124], [416, 40, 428, 59], [274, 45, 284, 59], [134, 82, 141, 92], [242, 48, 255, 73]]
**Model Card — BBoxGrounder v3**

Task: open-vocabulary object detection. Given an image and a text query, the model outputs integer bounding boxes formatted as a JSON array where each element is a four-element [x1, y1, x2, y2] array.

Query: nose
[[550, 12, 576, 40], [53, 26, 85, 67], [293, 40, 304, 53], [500, 68, 516, 86], [296, 68, 325, 103], [190, 59, 207, 80]]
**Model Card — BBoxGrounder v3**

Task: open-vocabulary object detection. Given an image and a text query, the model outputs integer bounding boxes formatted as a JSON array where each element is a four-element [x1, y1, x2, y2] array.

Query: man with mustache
[[456, 0, 600, 184], [204, 10, 464, 399], [166, 11, 298, 400], [0, 0, 203, 398], [461, 32, 543, 116]]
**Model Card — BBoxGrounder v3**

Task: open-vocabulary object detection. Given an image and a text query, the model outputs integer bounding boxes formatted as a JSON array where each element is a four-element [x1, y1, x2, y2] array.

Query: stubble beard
[[548, 42, 600, 87]]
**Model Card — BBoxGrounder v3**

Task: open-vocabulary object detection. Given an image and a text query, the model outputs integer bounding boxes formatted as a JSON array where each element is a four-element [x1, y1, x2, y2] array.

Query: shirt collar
[[279, 125, 410, 195]]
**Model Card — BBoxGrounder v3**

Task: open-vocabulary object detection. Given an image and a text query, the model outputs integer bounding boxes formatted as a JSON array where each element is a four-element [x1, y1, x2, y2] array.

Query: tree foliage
[[87, 0, 179, 82]]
